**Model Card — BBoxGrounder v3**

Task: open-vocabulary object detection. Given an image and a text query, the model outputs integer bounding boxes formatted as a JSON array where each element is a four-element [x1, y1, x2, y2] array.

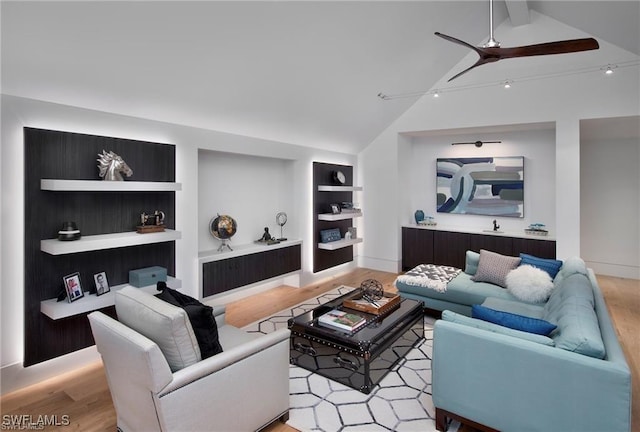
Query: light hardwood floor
[[1, 270, 638, 432]]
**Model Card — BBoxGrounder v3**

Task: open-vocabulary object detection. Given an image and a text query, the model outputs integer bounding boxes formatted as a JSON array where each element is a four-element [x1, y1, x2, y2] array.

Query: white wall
[[359, 12, 640, 272], [198, 151, 295, 250], [0, 95, 357, 394], [406, 128, 556, 234], [581, 135, 640, 279]]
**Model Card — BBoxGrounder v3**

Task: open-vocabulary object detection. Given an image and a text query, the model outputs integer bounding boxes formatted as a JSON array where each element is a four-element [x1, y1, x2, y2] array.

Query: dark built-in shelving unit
[[313, 162, 362, 273], [24, 128, 178, 366]]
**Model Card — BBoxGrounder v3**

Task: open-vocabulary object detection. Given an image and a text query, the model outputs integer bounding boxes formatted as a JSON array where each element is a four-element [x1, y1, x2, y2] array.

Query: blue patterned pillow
[[472, 305, 557, 336], [519, 253, 563, 279]]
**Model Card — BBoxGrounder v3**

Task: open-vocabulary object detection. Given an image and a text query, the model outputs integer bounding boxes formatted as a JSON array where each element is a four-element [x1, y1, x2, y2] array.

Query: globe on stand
[[209, 214, 237, 252]]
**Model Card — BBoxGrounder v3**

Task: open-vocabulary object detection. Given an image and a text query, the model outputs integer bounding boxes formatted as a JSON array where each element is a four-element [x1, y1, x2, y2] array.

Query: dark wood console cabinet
[[402, 226, 556, 271], [202, 244, 301, 297]]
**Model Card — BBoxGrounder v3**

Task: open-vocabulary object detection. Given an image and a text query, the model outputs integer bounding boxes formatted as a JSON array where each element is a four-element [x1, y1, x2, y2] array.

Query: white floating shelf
[[317, 185, 363, 192], [41, 230, 181, 255], [41, 179, 181, 192], [40, 277, 182, 320], [318, 212, 363, 221], [317, 237, 363, 250], [198, 239, 302, 263]]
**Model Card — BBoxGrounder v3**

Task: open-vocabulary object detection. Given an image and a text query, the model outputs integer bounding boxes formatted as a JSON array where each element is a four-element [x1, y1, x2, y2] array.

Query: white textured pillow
[[506, 265, 554, 303], [115, 287, 201, 372], [471, 249, 521, 288]]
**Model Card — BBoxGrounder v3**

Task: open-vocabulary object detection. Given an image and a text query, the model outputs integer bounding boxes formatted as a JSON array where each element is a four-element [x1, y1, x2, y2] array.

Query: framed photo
[[330, 203, 341, 214], [63, 272, 84, 303], [93, 271, 110, 296]]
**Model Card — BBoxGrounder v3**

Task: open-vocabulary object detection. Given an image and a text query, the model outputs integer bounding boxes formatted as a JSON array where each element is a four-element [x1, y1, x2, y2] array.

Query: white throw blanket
[[396, 264, 461, 293]]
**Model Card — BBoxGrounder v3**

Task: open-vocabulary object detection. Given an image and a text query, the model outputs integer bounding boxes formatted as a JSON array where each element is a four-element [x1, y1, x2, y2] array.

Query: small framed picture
[[330, 203, 341, 214], [93, 271, 110, 296], [63, 272, 84, 303]]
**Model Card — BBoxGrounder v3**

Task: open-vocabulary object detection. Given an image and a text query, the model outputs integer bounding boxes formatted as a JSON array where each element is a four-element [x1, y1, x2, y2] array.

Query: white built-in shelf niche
[[317, 237, 363, 250], [41, 230, 182, 255], [317, 185, 363, 192], [317, 211, 363, 221], [41, 179, 182, 192], [40, 277, 182, 320]]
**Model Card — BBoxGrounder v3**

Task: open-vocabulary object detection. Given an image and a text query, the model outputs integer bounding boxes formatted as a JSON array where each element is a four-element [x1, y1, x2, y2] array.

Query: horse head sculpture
[[97, 150, 133, 181]]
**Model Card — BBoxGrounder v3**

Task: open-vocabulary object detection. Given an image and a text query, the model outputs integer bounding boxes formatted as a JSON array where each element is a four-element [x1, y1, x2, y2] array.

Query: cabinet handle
[[294, 342, 317, 357]]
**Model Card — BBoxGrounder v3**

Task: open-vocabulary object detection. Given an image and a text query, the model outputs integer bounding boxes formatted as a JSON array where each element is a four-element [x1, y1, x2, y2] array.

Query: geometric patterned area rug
[[242, 286, 460, 432]]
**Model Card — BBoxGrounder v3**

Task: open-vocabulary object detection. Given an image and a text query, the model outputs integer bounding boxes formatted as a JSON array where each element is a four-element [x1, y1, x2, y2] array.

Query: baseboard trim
[[585, 261, 640, 280], [357, 256, 400, 274]]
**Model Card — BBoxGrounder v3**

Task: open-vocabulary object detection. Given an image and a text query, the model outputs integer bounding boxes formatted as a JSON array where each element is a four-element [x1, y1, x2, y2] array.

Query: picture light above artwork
[[451, 140, 501, 148]]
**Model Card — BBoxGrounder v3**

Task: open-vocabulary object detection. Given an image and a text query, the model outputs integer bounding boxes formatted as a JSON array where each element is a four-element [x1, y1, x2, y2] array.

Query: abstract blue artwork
[[437, 156, 524, 217]]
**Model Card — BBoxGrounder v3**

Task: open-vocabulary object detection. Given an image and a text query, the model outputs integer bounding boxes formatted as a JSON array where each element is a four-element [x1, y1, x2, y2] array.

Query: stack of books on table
[[318, 309, 367, 332]]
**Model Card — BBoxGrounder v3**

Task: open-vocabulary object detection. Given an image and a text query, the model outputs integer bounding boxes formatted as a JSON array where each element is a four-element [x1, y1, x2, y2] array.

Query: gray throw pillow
[[471, 249, 521, 288]]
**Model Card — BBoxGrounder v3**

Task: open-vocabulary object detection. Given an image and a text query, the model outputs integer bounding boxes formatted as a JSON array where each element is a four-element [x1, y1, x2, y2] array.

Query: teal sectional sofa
[[397, 252, 632, 431], [396, 251, 534, 315]]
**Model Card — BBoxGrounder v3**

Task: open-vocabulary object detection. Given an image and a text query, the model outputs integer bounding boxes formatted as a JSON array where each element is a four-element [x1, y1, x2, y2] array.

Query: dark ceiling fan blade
[[487, 38, 599, 59], [436, 30, 599, 81], [434, 32, 482, 54], [445, 58, 493, 82], [435, 32, 496, 81]]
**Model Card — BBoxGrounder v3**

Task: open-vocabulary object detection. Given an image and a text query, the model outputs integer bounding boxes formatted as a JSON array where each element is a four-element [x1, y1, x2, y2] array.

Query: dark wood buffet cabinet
[[402, 226, 556, 271], [201, 242, 301, 298]]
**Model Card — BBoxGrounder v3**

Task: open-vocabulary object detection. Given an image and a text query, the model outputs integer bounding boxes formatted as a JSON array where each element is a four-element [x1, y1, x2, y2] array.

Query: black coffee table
[[288, 288, 424, 394]]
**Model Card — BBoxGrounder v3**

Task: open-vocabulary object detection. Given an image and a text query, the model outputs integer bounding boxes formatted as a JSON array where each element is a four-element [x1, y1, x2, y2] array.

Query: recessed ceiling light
[[433, 90, 440, 98], [503, 80, 512, 89]]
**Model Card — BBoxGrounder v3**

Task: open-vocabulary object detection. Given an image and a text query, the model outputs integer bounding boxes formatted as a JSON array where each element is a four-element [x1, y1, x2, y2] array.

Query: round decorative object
[[332, 170, 346, 185], [414, 210, 425, 224], [359, 279, 384, 300], [276, 212, 288, 241], [209, 214, 237, 251], [276, 212, 287, 228], [58, 221, 81, 241]]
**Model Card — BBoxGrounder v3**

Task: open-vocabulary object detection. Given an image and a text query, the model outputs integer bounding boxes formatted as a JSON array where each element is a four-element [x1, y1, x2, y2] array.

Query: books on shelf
[[318, 309, 367, 332]]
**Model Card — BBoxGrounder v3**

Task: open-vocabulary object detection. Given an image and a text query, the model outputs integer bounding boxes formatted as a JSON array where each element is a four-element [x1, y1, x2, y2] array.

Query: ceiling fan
[[435, 0, 599, 82], [451, 140, 501, 147]]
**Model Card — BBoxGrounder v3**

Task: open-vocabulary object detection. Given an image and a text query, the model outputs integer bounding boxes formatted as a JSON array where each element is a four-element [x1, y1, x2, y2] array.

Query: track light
[[377, 60, 639, 101], [602, 64, 617, 75]]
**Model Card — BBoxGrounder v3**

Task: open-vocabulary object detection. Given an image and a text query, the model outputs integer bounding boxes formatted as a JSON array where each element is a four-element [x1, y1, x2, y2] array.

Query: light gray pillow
[[471, 249, 521, 288], [115, 287, 201, 372]]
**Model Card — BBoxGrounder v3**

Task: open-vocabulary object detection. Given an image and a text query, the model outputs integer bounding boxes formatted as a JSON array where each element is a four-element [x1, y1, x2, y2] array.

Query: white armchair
[[88, 287, 290, 432]]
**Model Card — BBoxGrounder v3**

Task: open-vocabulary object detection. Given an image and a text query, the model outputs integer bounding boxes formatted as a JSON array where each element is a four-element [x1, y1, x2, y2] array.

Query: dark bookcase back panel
[[24, 128, 176, 366]]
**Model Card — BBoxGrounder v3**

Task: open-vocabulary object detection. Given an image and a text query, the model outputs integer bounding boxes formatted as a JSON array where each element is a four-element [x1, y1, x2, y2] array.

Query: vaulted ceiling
[[2, 1, 638, 154]]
